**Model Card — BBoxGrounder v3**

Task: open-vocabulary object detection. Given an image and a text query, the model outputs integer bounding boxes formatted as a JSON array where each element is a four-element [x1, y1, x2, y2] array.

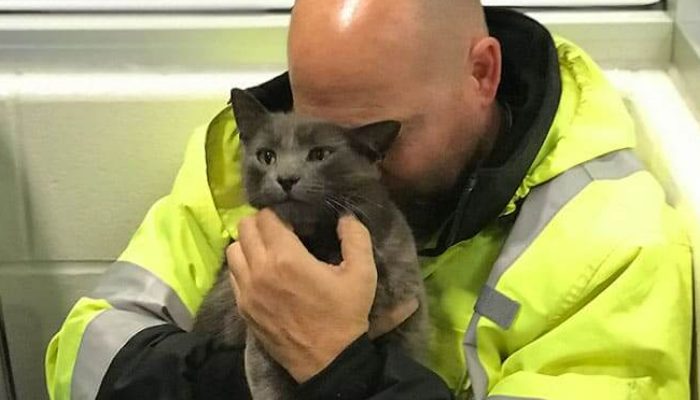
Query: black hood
[[234, 7, 561, 255]]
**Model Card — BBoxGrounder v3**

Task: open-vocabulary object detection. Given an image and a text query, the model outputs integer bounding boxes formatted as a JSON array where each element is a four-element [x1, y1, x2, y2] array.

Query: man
[[46, 0, 693, 399]]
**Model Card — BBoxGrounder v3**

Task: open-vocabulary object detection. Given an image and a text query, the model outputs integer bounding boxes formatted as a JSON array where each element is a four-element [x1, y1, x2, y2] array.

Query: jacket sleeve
[[44, 121, 241, 400], [44, 191, 236, 400], [94, 325, 251, 400], [297, 334, 453, 400], [484, 241, 694, 400], [94, 329, 451, 400]]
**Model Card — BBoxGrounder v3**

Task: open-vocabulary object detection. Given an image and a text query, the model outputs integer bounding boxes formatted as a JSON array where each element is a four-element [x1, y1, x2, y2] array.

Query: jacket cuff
[[193, 343, 251, 400], [295, 334, 382, 400], [96, 324, 251, 400]]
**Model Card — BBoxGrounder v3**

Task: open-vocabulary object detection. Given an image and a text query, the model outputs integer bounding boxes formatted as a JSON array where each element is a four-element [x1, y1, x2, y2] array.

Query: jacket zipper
[[446, 172, 479, 246]]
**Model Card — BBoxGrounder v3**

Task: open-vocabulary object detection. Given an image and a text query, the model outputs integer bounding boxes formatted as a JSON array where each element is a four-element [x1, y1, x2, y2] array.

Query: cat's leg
[[193, 266, 247, 346], [244, 333, 299, 400]]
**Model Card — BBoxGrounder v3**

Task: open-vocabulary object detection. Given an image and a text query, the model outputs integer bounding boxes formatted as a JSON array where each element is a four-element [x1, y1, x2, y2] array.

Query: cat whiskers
[[323, 199, 342, 216], [324, 196, 350, 217], [346, 193, 387, 213], [332, 195, 371, 223]]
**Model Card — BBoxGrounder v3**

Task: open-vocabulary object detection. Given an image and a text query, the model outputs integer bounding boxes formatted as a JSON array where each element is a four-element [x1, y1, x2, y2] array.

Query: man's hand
[[227, 209, 377, 383]]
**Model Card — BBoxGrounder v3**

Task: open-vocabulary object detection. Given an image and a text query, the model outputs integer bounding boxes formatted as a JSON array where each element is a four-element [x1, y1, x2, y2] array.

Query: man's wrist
[[295, 333, 383, 399], [286, 326, 368, 383]]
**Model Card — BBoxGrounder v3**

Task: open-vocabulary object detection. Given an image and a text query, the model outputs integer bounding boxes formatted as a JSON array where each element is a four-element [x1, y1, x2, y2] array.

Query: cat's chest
[[299, 230, 342, 265]]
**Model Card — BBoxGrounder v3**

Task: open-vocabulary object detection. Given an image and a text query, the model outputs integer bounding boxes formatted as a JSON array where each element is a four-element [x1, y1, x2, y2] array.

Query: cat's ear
[[347, 120, 402, 162], [230, 88, 270, 143]]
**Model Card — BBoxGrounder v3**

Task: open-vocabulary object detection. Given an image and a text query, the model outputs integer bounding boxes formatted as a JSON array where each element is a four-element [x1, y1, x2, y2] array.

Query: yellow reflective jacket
[[46, 10, 692, 400]]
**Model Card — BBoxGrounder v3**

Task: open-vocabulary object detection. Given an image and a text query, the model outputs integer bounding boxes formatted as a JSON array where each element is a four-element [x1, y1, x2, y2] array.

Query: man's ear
[[468, 36, 501, 107], [346, 120, 402, 162], [230, 88, 270, 143]]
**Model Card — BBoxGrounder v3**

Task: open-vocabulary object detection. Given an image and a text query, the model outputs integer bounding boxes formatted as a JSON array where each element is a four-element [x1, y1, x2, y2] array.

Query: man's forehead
[[288, 1, 429, 83], [294, 102, 401, 128], [291, 79, 411, 126]]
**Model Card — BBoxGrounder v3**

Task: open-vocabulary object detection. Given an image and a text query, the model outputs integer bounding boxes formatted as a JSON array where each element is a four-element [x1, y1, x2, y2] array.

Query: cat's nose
[[277, 176, 300, 192]]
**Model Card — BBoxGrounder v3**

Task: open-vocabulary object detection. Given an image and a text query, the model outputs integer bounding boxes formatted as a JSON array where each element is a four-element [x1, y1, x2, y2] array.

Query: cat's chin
[[268, 200, 337, 238], [265, 197, 307, 209], [269, 199, 317, 218], [252, 194, 304, 209]]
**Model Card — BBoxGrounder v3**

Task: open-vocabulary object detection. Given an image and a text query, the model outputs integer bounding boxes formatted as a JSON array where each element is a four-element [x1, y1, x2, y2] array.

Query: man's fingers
[[228, 270, 241, 303], [237, 216, 267, 267], [337, 215, 374, 269], [226, 242, 250, 289]]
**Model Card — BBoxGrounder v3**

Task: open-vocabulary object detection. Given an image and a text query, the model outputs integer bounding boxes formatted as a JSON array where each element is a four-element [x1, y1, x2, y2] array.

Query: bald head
[[287, 0, 502, 197], [289, 0, 487, 122]]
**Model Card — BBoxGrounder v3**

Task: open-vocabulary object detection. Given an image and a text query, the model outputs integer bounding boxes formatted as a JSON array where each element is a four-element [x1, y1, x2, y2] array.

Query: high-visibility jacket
[[45, 8, 692, 400]]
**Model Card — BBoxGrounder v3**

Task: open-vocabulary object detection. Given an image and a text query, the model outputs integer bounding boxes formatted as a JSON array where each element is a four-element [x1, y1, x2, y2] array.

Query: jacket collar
[[431, 8, 562, 253]]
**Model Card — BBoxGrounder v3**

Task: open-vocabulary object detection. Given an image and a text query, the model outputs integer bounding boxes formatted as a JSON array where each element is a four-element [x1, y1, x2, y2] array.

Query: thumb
[[337, 215, 375, 271]]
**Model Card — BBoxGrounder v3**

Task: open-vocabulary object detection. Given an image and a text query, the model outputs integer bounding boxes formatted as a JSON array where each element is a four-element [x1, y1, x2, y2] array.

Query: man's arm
[[95, 325, 251, 400], [44, 192, 248, 400], [92, 327, 451, 400], [297, 334, 453, 399], [45, 188, 450, 400]]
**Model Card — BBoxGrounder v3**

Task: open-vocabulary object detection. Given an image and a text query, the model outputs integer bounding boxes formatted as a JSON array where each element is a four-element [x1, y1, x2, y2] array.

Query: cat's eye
[[256, 149, 276, 165], [307, 147, 333, 162]]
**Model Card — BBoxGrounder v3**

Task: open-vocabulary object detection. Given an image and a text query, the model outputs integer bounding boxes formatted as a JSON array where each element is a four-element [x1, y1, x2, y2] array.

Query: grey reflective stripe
[[464, 315, 483, 399], [487, 396, 544, 400], [474, 285, 520, 330], [92, 261, 193, 330], [487, 149, 643, 288], [71, 309, 163, 400], [464, 149, 644, 400], [71, 261, 195, 399]]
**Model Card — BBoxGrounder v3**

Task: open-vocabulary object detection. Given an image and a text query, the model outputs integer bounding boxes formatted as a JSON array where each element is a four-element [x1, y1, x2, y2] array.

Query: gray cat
[[193, 89, 427, 400]]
